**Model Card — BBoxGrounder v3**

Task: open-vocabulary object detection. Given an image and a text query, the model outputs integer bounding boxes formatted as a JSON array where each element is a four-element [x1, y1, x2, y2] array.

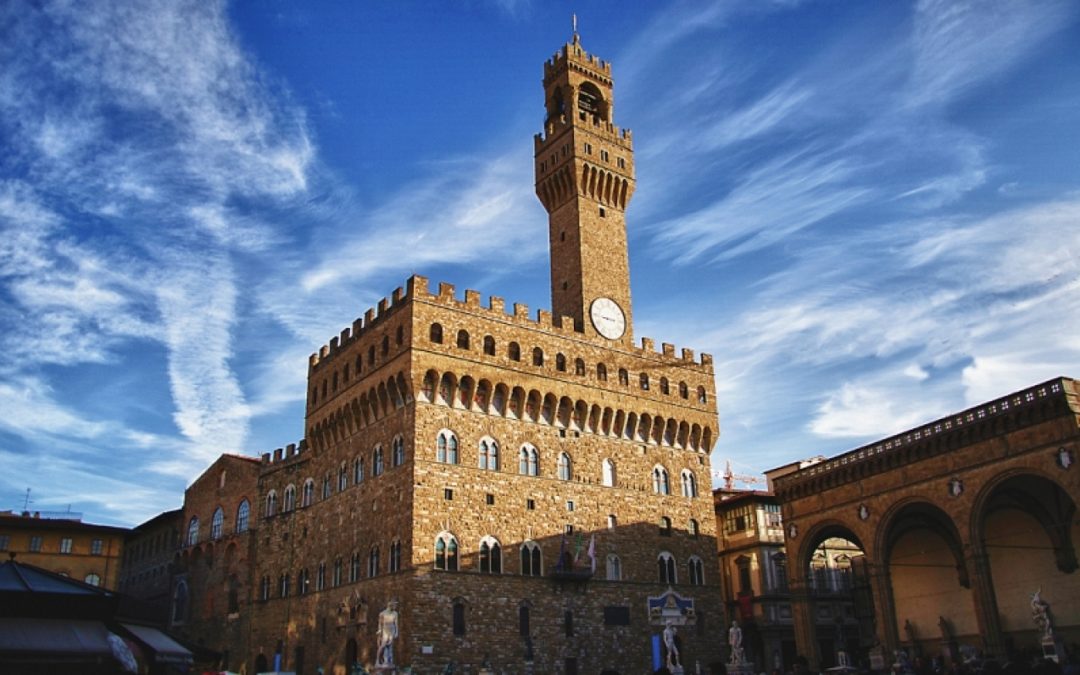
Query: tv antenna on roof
[[22, 488, 32, 512]]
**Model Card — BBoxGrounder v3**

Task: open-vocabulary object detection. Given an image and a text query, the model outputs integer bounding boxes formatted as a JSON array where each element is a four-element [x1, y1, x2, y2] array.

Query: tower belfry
[[534, 32, 635, 343]]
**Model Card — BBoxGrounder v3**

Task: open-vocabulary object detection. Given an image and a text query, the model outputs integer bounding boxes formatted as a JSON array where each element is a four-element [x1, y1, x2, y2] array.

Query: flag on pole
[[587, 534, 596, 573]]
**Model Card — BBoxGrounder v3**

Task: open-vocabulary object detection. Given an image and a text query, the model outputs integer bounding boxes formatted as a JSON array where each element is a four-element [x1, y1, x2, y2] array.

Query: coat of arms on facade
[[1057, 447, 1074, 470], [948, 477, 964, 497], [648, 588, 696, 626]]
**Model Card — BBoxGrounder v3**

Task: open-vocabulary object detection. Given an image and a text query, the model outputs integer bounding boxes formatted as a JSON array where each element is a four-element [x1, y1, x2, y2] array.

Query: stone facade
[[771, 377, 1080, 669], [225, 31, 725, 675], [118, 507, 182, 624]]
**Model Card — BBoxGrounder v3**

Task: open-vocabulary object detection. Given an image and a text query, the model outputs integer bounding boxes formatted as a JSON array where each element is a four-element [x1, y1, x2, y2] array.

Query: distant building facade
[[771, 377, 1080, 668], [118, 508, 182, 625], [0, 510, 127, 590]]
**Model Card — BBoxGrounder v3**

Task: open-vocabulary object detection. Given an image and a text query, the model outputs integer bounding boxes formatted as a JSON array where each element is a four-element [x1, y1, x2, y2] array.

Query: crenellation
[[377, 297, 388, 315], [662, 343, 675, 357], [364, 307, 375, 325], [438, 281, 455, 299], [489, 295, 504, 313], [352, 317, 363, 336], [513, 302, 529, 318], [407, 274, 429, 297], [681, 348, 694, 362], [537, 309, 553, 328], [641, 337, 655, 353], [273, 447, 282, 462], [464, 289, 481, 307], [391, 286, 404, 304], [329, 336, 339, 354]]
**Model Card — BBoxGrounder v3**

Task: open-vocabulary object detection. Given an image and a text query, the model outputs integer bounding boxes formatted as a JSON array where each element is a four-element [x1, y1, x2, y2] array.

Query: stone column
[[788, 575, 820, 669], [868, 561, 899, 655], [967, 548, 1005, 660]]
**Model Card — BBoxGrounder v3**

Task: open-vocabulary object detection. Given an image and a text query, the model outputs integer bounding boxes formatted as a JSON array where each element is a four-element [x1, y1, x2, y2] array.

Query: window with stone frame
[[259, 575, 270, 601], [187, 517, 199, 546], [772, 552, 789, 592], [556, 353, 567, 371], [211, 507, 224, 539], [456, 329, 470, 349], [265, 491, 278, 518], [532, 347, 544, 366], [660, 377, 670, 395], [602, 458, 616, 487], [574, 358, 586, 376], [390, 540, 402, 572], [434, 532, 459, 571], [688, 555, 705, 585], [557, 452, 572, 480], [519, 444, 538, 476], [606, 554, 622, 581], [520, 541, 542, 576], [172, 580, 188, 623], [60, 537, 72, 554], [640, 372, 650, 390], [429, 323, 443, 343], [279, 573, 290, 598], [354, 457, 364, 484], [333, 558, 343, 587], [372, 445, 384, 476], [283, 484, 296, 512], [508, 341, 521, 361], [297, 568, 310, 595], [681, 469, 698, 498], [301, 479, 315, 507], [322, 474, 332, 499], [737, 555, 753, 593], [392, 435, 405, 467], [479, 536, 501, 574], [436, 430, 458, 464], [478, 437, 499, 470], [338, 463, 348, 491], [483, 335, 496, 355], [597, 363, 608, 381], [688, 518, 699, 538], [368, 546, 380, 577], [618, 368, 629, 386], [350, 553, 361, 583], [316, 563, 326, 591], [658, 552, 677, 584], [91, 538, 104, 555], [653, 466, 671, 495], [659, 516, 673, 537], [725, 504, 755, 534], [236, 500, 250, 533], [452, 599, 467, 636]]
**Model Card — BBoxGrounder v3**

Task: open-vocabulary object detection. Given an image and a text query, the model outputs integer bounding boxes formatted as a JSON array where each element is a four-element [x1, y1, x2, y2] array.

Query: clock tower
[[534, 30, 635, 343]]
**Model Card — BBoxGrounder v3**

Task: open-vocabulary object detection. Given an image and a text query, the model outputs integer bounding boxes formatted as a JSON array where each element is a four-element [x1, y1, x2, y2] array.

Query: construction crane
[[714, 460, 766, 491]]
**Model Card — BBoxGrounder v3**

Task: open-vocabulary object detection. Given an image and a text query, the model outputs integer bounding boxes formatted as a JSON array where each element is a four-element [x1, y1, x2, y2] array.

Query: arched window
[[381, 335, 389, 356], [265, 491, 278, 518], [279, 573, 290, 597], [236, 500, 250, 533], [283, 485, 296, 512], [368, 345, 376, 366], [508, 342, 521, 361], [597, 363, 608, 381], [368, 546, 380, 577], [602, 458, 616, 487], [322, 473, 332, 499], [355, 354, 362, 375], [436, 430, 458, 464], [332, 372, 338, 392], [688, 556, 705, 585], [679, 381, 689, 399], [606, 554, 622, 581], [658, 552, 677, 584], [640, 372, 650, 390], [653, 466, 671, 495], [350, 553, 361, 582], [479, 437, 499, 470], [338, 462, 348, 491], [697, 385, 707, 403], [660, 377, 670, 395], [479, 536, 502, 574], [333, 558, 343, 587], [396, 325, 404, 346], [434, 533, 459, 571], [532, 347, 544, 367], [301, 479, 315, 507], [772, 553, 789, 592], [172, 580, 188, 623], [520, 541, 542, 576], [681, 470, 698, 498], [618, 368, 629, 386], [659, 516, 673, 537], [85, 572, 101, 587], [372, 445, 384, 476], [297, 568, 310, 595], [483, 335, 496, 355], [688, 518, 699, 538], [557, 452, 572, 481], [453, 599, 467, 636], [390, 540, 402, 572], [556, 353, 567, 371], [430, 323, 443, 343], [392, 435, 405, 467], [259, 575, 271, 601], [186, 517, 199, 546], [519, 444, 538, 476], [354, 457, 364, 484], [211, 507, 224, 540], [574, 358, 586, 376]]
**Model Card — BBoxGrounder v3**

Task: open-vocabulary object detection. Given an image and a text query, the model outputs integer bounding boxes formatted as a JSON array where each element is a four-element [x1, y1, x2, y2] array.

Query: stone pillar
[[967, 549, 1005, 660], [788, 575, 820, 669], [868, 561, 899, 655]]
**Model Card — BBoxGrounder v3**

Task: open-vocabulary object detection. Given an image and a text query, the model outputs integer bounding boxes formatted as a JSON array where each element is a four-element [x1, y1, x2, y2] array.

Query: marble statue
[[664, 619, 681, 669], [1031, 588, 1054, 638], [729, 620, 746, 665], [376, 600, 400, 667]]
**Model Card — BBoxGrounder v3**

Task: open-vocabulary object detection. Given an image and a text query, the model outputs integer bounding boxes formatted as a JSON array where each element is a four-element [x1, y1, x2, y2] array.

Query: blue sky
[[1, 0, 1077, 527]]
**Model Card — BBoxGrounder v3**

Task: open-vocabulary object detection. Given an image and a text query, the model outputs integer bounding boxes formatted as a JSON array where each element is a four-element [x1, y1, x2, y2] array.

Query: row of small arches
[[429, 324, 709, 405], [308, 372, 413, 449], [422, 369, 714, 453]]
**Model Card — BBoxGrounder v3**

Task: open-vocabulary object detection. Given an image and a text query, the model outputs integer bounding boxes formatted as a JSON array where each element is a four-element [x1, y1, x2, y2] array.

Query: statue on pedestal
[[376, 600, 399, 669], [664, 619, 681, 671], [1031, 588, 1054, 638], [729, 620, 745, 665]]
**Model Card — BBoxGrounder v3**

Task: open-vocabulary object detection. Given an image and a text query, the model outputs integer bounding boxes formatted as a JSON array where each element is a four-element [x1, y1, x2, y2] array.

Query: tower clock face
[[590, 297, 626, 340]]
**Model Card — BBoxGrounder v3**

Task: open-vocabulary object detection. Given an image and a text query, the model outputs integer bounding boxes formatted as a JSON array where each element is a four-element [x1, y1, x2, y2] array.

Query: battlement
[[545, 36, 612, 82], [308, 274, 713, 374], [308, 283, 409, 370], [260, 439, 309, 467], [534, 115, 633, 151]]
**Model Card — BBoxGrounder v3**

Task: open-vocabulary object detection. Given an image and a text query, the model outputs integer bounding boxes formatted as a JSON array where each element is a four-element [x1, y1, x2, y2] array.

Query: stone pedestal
[[1042, 636, 1064, 664], [728, 662, 756, 675]]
